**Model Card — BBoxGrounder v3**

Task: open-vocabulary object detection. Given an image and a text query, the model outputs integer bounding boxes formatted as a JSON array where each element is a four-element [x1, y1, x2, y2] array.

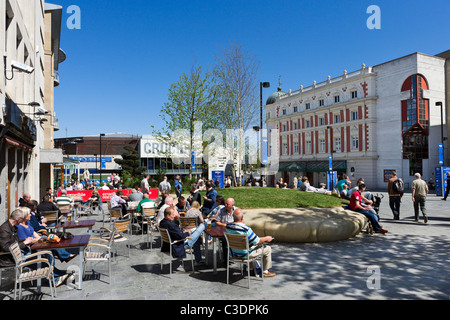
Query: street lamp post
[[93, 153, 98, 183], [436, 101, 448, 166], [99, 133, 105, 184]]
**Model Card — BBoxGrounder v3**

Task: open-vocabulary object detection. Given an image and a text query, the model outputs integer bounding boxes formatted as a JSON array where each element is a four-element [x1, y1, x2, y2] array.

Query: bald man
[[226, 208, 276, 277]]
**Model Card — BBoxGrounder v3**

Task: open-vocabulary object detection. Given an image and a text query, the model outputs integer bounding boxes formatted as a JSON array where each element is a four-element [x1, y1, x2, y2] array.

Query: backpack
[[392, 179, 404, 195]]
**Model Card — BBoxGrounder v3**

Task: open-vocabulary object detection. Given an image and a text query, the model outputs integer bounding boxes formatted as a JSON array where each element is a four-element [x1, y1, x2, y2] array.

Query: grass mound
[[202, 187, 349, 209]]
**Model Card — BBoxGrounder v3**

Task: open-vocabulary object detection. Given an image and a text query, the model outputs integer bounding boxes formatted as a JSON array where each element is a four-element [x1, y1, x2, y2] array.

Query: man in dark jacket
[[0, 209, 34, 267], [159, 207, 205, 264]]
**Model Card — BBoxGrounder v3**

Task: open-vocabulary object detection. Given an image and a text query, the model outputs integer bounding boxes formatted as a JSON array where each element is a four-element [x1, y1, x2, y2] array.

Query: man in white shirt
[[156, 196, 176, 224], [158, 176, 171, 195], [140, 174, 150, 193]]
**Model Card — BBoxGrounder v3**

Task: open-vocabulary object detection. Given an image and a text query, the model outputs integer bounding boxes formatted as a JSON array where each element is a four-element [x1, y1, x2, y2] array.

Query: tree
[[153, 65, 221, 178], [114, 145, 145, 188], [213, 41, 260, 186]]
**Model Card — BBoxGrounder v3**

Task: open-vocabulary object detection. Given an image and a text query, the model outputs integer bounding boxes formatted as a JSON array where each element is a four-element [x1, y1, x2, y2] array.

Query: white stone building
[[0, 1, 65, 220], [265, 51, 447, 190]]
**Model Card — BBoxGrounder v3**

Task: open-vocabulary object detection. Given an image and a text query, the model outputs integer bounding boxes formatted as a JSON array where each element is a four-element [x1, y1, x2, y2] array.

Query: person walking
[[387, 170, 404, 220], [441, 172, 450, 200], [412, 173, 429, 223]]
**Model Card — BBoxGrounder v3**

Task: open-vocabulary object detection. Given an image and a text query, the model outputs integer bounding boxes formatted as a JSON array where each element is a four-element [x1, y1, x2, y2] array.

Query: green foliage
[[200, 187, 348, 209], [114, 145, 146, 187]]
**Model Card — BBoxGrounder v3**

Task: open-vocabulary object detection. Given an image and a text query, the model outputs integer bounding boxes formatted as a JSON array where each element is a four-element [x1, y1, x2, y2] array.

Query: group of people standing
[[336, 169, 432, 233]]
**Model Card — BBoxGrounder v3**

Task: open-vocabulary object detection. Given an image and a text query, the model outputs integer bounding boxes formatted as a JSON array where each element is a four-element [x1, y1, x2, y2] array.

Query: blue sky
[[52, 0, 450, 139]]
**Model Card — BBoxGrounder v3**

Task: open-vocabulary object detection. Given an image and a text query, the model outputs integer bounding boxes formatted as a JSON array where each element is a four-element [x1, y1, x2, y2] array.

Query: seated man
[[201, 181, 218, 217], [157, 190, 169, 210], [55, 189, 74, 209], [156, 196, 176, 224], [110, 190, 127, 216], [159, 207, 205, 264], [19, 193, 31, 207], [37, 195, 60, 226], [350, 184, 387, 234], [226, 208, 276, 277], [0, 208, 68, 286], [348, 178, 373, 204], [136, 192, 155, 213], [175, 196, 191, 213]]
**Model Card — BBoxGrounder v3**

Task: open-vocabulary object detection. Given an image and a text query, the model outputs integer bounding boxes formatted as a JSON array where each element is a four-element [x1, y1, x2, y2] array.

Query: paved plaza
[[1, 190, 449, 302]]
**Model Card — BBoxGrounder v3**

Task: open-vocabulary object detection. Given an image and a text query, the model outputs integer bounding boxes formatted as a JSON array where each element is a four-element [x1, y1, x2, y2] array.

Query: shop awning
[[279, 160, 347, 172]]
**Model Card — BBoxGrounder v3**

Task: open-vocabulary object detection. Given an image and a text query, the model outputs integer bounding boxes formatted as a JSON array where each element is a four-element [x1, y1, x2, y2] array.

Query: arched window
[[401, 74, 429, 176]]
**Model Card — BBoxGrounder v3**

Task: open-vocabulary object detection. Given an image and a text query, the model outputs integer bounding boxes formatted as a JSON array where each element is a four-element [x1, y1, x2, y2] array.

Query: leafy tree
[[153, 65, 221, 178], [213, 41, 260, 186], [114, 145, 145, 188]]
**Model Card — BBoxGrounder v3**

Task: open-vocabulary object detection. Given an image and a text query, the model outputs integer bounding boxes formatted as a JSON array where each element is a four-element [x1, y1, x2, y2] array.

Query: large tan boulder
[[243, 207, 367, 243]]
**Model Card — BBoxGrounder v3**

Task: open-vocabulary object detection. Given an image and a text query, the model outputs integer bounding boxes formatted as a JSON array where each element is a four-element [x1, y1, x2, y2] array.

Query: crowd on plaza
[[0, 167, 441, 294]]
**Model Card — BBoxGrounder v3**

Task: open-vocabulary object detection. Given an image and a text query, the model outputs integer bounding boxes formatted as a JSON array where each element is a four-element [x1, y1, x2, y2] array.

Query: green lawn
[[201, 187, 349, 209]]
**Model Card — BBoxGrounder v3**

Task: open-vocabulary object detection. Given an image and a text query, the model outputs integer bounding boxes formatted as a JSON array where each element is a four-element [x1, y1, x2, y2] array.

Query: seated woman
[[23, 200, 48, 236], [16, 207, 77, 263], [184, 201, 204, 230], [88, 189, 102, 210], [206, 195, 225, 220]]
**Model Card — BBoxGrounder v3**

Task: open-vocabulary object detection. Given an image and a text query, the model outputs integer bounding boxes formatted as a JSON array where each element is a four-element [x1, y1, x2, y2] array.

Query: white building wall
[[374, 53, 446, 189]]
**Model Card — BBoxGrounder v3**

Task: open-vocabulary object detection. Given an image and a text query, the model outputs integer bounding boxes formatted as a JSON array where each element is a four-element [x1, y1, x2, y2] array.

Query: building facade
[[265, 52, 447, 190], [0, 0, 64, 221]]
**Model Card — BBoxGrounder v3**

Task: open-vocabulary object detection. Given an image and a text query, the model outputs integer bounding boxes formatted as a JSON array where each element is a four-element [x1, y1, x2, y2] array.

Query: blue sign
[[262, 137, 269, 165], [101, 159, 106, 169], [439, 143, 444, 165], [212, 170, 224, 188], [70, 157, 112, 162], [327, 171, 337, 192], [191, 151, 196, 170], [436, 166, 450, 196], [329, 155, 333, 171]]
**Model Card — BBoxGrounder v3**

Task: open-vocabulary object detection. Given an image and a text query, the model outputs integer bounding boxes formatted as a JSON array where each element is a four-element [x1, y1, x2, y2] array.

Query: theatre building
[[265, 51, 448, 190]]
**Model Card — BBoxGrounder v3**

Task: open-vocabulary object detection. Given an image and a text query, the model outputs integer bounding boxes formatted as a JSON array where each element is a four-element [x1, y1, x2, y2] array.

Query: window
[[351, 136, 359, 150], [282, 143, 288, 155], [306, 141, 311, 153], [319, 139, 325, 153], [305, 120, 311, 128], [294, 142, 299, 154], [334, 95, 340, 103], [351, 111, 359, 121], [335, 137, 341, 151], [351, 90, 358, 99], [319, 99, 324, 107], [294, 106, 298, 113], [319, 117, 325, 126], [282, 124, 287, 132], [334, 114, 341, 123], [305, 103, 311, 110], [282, 109, 287, 115], [401, 74, 430, 175], [293, 122, 298, 130]]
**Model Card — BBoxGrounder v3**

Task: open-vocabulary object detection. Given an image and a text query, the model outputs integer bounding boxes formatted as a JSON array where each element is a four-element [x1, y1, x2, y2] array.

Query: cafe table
[[204, 225, 226, 275], [55, 219, 96, 235], [31, 234, 90, 291]]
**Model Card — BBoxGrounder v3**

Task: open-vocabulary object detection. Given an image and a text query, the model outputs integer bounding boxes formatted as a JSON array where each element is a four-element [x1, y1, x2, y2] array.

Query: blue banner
[[262, 137, 269, 165], [191, 151, 196, 170], [212, 170, 224, 188], [439, 143, 444, 165], [327, 171, 337, 192]]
